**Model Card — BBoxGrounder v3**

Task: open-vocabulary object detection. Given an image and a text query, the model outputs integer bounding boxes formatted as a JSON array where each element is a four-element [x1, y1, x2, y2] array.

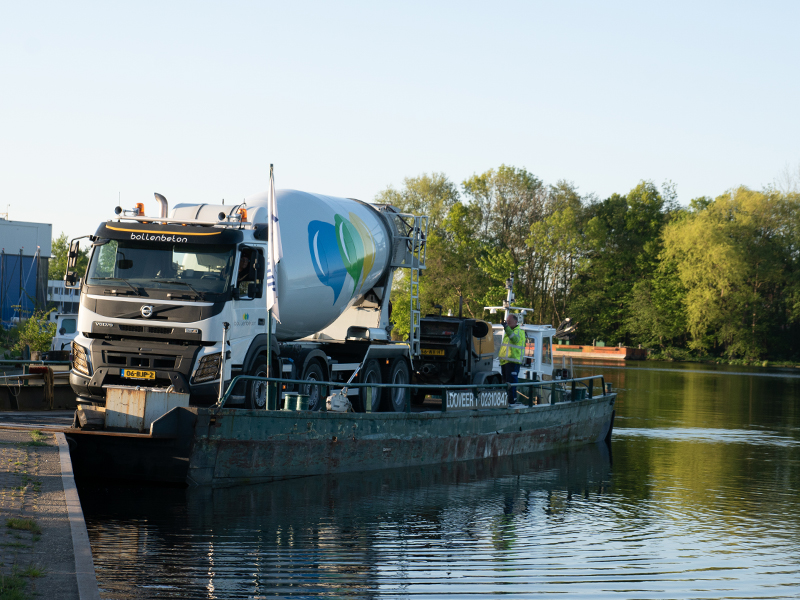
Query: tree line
[[377, 166, 800, 361]]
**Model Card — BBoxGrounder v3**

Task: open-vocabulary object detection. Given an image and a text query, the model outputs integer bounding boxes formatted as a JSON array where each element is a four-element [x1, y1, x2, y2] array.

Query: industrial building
[[0, 217, 52, 328], [47, 279, 80, 314]]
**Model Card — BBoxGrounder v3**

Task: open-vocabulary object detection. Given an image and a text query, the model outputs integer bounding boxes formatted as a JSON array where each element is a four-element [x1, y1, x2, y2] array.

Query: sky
[[1, 1, 798, 245]]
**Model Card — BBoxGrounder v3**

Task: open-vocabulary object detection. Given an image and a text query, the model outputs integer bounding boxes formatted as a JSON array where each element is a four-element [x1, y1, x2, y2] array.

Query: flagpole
[[266, 307, 274, 409], [266, 164, 272, 409], [266, 163, 276, 410]]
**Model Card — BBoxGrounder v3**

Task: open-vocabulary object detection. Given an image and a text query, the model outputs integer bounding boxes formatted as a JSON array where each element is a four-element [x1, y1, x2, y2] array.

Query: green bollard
[[365, 386, 373, 413], [267, 382, 278, 411]]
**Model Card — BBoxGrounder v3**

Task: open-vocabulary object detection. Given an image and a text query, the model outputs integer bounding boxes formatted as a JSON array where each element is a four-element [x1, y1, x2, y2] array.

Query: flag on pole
[[266, 164, 283, 322]]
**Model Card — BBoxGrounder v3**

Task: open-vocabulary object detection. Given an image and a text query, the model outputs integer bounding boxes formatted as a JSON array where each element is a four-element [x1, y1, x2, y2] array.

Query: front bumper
[[70, 368, 221, 405]]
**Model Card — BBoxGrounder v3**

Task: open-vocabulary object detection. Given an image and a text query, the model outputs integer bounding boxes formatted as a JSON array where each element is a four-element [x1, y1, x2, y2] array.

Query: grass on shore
[[5, 520, 41, 535], [0, 572, 27, 600], [0, 565, 45, 600], [23, 431, 48, 448]]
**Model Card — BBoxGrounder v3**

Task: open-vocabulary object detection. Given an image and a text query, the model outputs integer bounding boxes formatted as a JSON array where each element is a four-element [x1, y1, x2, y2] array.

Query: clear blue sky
[[1, 1, 798, 242]]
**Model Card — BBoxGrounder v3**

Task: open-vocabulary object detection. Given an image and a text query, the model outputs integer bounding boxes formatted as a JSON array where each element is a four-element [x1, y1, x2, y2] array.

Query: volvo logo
[[140, 305, 155, 318]]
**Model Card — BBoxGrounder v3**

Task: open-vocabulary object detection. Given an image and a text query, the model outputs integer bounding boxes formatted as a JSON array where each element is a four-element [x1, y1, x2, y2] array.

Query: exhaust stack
[[154, 193, 168, 218]]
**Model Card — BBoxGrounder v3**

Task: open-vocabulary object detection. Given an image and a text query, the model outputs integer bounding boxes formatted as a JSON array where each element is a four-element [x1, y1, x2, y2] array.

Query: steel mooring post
[[267, 382, 277, 411]]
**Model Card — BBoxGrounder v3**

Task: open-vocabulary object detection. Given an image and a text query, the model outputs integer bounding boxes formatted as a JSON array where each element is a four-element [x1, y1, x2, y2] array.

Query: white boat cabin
[[491, 322, 555, 382]]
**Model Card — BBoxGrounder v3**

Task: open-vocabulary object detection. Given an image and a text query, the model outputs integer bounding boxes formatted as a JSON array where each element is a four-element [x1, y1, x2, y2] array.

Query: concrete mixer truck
[[65, 189, 441, 413]]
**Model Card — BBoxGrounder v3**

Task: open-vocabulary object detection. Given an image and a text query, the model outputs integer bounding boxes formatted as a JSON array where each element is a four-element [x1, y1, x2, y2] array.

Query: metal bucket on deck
[[283, 394, 310, 411]]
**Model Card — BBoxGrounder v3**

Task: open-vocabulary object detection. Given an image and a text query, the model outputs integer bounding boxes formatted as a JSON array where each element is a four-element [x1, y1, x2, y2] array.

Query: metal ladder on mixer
[[405, 216, 427, 358]]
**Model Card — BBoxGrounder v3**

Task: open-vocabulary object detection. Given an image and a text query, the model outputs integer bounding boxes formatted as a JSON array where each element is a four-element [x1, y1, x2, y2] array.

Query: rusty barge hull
[[66, 393, 616, 486]]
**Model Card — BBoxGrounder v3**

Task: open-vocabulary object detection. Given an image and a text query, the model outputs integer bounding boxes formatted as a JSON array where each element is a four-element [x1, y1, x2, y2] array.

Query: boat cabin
[[491, 323, 555, 382]]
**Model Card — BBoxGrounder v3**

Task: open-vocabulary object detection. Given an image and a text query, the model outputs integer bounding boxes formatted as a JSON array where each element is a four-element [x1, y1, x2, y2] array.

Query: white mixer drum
[[244, 189, 394, 341]]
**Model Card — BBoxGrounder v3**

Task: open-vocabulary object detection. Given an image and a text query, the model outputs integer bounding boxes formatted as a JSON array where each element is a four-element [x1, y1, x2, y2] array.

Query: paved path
[[0, 425, 100, 599], [0, 411, 75, 430]]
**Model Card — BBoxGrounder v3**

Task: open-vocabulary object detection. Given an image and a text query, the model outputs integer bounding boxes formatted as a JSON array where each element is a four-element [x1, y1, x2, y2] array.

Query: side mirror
[[65, 239, 81, 289], [67, 240, 80, 270], [64, 272, 80, 289], [59, 327, 66, 335]]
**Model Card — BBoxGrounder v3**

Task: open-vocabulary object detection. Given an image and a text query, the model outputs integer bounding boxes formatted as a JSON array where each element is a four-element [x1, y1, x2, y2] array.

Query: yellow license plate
[[421, 348, 445, 356], [122, 369, 156, 380]]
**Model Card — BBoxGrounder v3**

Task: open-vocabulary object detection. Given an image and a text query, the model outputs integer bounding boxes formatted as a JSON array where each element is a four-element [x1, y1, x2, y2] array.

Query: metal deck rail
[[216, 374, 608, 412]]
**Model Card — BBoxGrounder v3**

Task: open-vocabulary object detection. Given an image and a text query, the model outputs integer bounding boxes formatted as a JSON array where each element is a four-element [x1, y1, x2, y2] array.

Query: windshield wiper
[[94, 277, 141, 295], [149, 279, 204, 299]]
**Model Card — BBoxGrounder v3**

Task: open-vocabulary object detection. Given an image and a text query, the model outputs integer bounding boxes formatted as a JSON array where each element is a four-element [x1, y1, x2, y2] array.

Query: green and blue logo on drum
[[308, 213, 376, 304]]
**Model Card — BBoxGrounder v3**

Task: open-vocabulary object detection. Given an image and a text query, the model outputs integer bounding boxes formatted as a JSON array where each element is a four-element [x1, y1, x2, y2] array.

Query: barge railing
[[0, 360, 72, 410], [216, 374, 608, 412]]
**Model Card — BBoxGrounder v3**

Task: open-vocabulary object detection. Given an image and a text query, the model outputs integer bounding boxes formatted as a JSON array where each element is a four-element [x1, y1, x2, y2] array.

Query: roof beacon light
[[237, 207, 247, 222], [135, 203, 145, 216]]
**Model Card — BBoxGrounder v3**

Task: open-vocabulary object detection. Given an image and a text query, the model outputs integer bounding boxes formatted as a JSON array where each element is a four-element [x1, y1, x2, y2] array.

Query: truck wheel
[[385, 358, 411, 412], [301, 362, 328, 411], [245, 355, 268, 409], [360, 360, 382, 412]]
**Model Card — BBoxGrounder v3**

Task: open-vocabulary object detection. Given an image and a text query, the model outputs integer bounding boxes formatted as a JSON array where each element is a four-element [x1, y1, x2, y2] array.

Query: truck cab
[[68, 216, 274, 408]]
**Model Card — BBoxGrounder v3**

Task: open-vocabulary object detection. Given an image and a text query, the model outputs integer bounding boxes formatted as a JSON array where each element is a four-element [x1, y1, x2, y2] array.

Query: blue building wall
[[0, 252, 42, 329]]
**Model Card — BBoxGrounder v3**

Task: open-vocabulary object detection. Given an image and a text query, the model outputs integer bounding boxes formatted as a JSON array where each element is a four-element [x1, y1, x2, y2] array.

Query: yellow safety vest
[[499, 325, 525, 364]]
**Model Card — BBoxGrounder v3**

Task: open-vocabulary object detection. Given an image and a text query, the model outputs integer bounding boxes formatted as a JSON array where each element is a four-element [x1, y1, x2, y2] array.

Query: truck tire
[[245, 355, 268, 410], [385, 357, 411, 412], [301, 362, 327, 411], [359, 359, 382, 412]]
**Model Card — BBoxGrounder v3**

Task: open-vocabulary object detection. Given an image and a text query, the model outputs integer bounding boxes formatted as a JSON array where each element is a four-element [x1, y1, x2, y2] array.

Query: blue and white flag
[[266, 164, 283, 322]]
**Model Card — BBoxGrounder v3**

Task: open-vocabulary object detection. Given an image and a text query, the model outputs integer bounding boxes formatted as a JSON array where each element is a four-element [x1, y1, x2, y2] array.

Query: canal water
[[78, 363, 800, 599]]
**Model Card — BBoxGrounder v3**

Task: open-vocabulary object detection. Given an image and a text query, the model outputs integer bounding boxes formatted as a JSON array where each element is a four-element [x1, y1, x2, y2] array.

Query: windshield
[[86, 240, 235, 295]]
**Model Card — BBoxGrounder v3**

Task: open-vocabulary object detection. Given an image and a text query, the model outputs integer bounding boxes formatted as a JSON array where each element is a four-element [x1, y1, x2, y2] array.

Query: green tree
[[526, 203, 584, 325], [375, 172, 460, 233], [662, 187, 799, 359], [14, 309, 56, 353], [625, 258, 687, 348], [570, 181, 672, 345], [463, 165, 552, 316], [377, 174, 495, 339]]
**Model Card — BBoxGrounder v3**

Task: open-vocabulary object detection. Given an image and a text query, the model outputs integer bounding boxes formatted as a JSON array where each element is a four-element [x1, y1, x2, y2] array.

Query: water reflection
[[82, 446, 612, 599], [81, 363, 800, 599]]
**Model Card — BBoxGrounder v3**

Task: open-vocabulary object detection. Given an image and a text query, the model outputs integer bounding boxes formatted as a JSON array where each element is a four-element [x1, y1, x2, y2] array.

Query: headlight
[[192, 353, 221, 383], [72, 341, 92, 377]]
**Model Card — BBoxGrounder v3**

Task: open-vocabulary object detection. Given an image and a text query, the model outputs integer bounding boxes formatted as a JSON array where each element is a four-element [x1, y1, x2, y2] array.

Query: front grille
[[148, 326, 173, 335], [104, 353, 178, 370], [119, 324, 144, 333]]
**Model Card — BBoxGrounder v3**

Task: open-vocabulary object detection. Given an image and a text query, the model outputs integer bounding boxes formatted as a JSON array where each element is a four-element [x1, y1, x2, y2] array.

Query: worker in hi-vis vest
[[499, 313, 525, 403]]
